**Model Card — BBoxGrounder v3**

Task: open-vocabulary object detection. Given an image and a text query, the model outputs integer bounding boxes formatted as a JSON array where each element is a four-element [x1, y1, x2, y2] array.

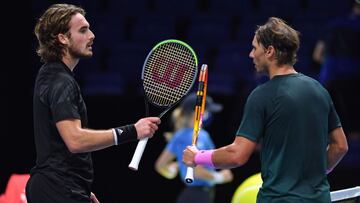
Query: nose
[[89, 29, 95, 40], [249, 50, 254, 58]]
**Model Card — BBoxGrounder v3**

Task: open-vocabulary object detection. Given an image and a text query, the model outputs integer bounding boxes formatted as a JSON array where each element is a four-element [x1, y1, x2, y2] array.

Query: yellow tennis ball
[[231, 173, 263, 203]]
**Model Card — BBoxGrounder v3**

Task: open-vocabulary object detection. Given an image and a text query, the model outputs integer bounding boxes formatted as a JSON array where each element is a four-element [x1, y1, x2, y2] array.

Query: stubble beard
[[69, 44, 93, 59]]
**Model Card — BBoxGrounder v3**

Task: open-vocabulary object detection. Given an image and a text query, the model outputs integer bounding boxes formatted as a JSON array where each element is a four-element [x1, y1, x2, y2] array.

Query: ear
[[265, 45, 275, 58], [57, 33, 69, 45]]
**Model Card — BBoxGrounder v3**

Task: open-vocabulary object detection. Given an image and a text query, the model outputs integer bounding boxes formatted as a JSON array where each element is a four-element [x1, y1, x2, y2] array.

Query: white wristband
[[112, 128, 118, 145], [212, 171, 224, 184]]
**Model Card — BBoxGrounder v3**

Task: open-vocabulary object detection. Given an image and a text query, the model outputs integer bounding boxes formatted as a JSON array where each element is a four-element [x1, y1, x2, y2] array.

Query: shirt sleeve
[[236, 90, 265, 142], [328, 100, 342, 132], [48, 77, 81, 122]]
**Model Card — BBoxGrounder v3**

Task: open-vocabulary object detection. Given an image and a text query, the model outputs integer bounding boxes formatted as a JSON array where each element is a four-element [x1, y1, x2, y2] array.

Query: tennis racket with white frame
[[184, 64, 208, 183], [128, 39, 198, 171]]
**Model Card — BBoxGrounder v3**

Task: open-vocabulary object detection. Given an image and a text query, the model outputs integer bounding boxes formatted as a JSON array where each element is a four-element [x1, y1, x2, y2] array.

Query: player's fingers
[[149, 122, 159, 131], [146, 117, 161, 125], [188, 145, 198, 152], [182, 148, 196, 167]]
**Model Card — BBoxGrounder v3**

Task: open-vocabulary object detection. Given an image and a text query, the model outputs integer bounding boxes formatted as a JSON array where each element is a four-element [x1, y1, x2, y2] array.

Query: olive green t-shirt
[[237, 73, 341, 203]]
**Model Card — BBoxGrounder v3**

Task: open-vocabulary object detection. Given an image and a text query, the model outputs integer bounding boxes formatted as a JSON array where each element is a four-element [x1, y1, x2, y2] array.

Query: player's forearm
[[326, 127, 348, 174], [212, 144, 249, 169], [326, 143, 348, 173], [73, 125, 137, 153], [212, 136, 256, 169], [68, 128, 115, 153], [57, 119, 116, 153]]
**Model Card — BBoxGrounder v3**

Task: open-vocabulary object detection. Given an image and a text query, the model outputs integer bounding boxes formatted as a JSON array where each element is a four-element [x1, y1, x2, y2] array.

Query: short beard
[[68, 44, 93, 59], [257, 64, 269, 75]]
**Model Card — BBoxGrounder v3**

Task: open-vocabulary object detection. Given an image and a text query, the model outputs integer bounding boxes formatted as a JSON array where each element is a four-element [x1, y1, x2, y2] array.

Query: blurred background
[[2, 0, 359, 202]]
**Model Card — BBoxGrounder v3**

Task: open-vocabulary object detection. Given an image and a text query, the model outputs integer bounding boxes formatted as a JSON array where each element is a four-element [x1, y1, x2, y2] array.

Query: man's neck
[[62, 55, 79, 71], [269, 64, 297, 79]]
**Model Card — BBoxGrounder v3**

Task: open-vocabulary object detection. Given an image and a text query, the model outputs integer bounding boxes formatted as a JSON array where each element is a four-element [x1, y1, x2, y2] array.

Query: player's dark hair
[[255, 17, 300, 66]]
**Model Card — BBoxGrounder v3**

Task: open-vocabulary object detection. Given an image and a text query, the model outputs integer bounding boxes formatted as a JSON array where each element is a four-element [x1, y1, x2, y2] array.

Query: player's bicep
[[56, 119, 82, 152], [236, 97, 265, 142], [231, 136, 257, 165], [48, 78, 81, 122]]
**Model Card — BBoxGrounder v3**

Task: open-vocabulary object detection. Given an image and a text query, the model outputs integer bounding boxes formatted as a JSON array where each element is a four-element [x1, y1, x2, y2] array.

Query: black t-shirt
[[31, 61, 93, 201]]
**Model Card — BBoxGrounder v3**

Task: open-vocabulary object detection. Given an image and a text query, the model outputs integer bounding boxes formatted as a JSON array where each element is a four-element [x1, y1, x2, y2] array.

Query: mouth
[[86, 44, 93, 50], [87, 42, 93, 48]]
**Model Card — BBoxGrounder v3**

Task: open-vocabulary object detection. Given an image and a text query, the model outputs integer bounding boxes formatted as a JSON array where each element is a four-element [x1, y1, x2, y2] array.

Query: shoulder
[[246, 82, 272, 102], [171, 128, 192, 141], [199, 129, 210, 139], [37, 62, 75, 85], [36, 62, 79, 101], [47, 62, 78, 91], [299, 74, 327, 91], [248, 84, 265, 98]]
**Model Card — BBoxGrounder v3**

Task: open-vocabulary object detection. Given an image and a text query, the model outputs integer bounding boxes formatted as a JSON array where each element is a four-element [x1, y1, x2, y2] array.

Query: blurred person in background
[[313, 0, 360, 138], [155, 93, 233, 203]]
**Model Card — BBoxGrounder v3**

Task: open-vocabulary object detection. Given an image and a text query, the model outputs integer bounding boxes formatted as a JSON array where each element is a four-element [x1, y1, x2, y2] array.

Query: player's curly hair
[[34, 4, 85, 63]]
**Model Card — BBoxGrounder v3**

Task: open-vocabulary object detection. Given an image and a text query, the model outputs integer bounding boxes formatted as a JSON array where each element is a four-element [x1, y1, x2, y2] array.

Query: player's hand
[[134, 117, 161, 139], [90, 192, 100, 203], [219, 169, 233, 183], [183, 146, 198, 167], [163, 132, 174, 142]]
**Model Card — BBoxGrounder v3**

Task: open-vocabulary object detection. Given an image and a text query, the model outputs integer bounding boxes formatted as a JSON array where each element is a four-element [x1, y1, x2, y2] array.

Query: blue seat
[[90, 13, 126, 50], [237, 15, 268, 43], [207, 72, 237, 95], [184, 42, 209, 67], [187, 15, 232, 47], [208, 0, 254, 16], [81, 71, 126, 96], [257, 0, 301, 19], [292, 14, 328, 47], [210, 43, 258, 94], [106, 0, 151, 16], [304, 0, 352, 18], [131, 16, 176, 43], [106, 43, 150, 89], [153, 0, 199, 18], [214, 44, 254, 80]]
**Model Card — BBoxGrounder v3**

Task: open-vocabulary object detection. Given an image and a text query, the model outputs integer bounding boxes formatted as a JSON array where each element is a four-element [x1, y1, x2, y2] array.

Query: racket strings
[[143, 42, 197, 107]]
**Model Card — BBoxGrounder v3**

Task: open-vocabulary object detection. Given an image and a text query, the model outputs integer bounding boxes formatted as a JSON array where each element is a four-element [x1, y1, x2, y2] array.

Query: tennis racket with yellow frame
[[184, 64, 208, 183]]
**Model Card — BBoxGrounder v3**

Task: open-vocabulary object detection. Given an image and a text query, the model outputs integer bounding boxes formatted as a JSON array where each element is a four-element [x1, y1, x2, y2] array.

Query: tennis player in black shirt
[[26, 4, 161, 203]]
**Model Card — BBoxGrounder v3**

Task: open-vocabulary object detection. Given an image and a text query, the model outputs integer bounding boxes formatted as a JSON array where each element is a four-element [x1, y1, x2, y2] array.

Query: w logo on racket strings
[[151, 56, 188, 89]]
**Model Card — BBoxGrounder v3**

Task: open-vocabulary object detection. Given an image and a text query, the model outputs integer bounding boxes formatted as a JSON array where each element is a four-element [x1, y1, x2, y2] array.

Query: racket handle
[[185, 167, 194, 183], [128, 137, 149, 171]]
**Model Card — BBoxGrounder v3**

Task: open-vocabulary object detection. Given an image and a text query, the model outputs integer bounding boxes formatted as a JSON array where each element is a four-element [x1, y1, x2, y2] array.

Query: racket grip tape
[[114, 124, 137, 145], [185, 167, 194, 183], [128, 137, 149, 171]]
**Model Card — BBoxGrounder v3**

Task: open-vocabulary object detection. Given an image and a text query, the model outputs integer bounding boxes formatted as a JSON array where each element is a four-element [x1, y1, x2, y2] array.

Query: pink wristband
[[194, 150, 215, 168]]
